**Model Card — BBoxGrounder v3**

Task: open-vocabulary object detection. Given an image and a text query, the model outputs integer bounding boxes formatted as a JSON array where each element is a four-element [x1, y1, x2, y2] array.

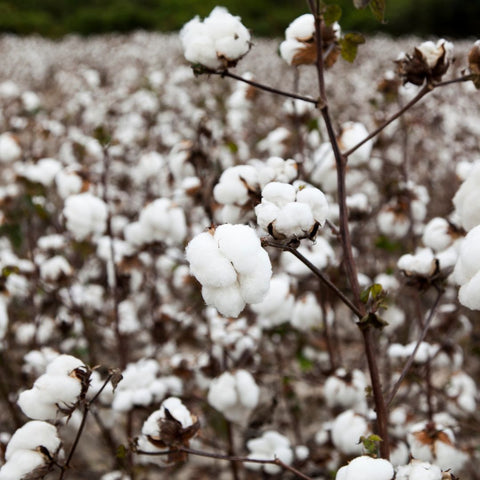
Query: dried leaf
[[369, 0, 386, 22], [109, 368, 123, 391]]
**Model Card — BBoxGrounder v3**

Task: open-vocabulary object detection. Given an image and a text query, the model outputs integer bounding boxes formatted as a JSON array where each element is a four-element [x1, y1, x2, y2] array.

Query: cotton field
[[0, 10, 479, 479]]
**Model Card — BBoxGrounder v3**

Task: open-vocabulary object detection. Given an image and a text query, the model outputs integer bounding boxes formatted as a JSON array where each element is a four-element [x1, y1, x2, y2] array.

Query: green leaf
[[360, 286, 371, 304], [324, 4, 342, 25], [116, 444, 127, 459], [369, 0, 386, 22], [360, 434, 383, 456], [370, 283, 383, 300], [339, 33, 365, 63]]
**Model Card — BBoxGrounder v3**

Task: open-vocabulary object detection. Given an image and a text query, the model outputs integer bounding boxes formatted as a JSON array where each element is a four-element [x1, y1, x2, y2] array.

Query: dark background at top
[[0, 0, 478, 38]]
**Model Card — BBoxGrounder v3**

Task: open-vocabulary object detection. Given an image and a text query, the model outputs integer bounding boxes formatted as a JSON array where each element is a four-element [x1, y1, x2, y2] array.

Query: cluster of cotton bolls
[[0, 15, 479, 479], [186, 224, 272, 317]]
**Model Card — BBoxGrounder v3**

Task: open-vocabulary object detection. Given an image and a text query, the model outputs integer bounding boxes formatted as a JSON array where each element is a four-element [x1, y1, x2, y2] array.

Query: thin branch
[[136, 446, 314, 480], [387, 286, 444, 407], [214, 70, 319, 105], [263, 239, 362, 319], [343, 74, 475, 159]]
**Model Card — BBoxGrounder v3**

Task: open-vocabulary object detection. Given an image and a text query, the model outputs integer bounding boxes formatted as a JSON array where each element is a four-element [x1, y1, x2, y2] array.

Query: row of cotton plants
[[0, 4, 479, 479]]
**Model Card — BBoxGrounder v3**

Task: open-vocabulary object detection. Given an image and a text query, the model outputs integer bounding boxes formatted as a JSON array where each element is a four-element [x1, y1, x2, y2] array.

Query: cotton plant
[[255, 181, 329, 240], [335, 455, 394, 480], [245, 431, 294, 475], [406, 421, 469, 472], [0, 421, 61, 480], [186, 224, 272, 317], [207, 369, 259, 424], [17, 354, 88, 420], [180, 7, 251, 71], [136, 397, 199, 463]]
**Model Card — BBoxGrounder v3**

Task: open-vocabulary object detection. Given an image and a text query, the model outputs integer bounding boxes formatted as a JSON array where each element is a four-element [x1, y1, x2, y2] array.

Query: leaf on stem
[[323, 4, 342, 25], [339, 32, 365, 63], [352, 0, 386, 22]]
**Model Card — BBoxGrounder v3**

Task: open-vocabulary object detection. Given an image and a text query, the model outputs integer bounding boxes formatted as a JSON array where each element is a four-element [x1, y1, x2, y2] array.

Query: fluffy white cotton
[[246, 431, 293, 474], [186, 225, 271, 317], [336, 456, 394, 480], [250, 274, 294, 328], [416, 39, 453, 69], [39, 255, 73, 282], [214, 165, 259, 206], [0, 450, 46, 480], [63, 192, 108, 241], [453, 162, 480, 231], [388, 342, 439, 364], [324, 369, 368, 412], [290, 292, 322, 330], [207, 370, 259, 423], [17, 354, 85, 420], [422, 217, 454, 251], [398, 248, 436, 276], [132, 198, 187, 247], [446, 371, 477, 413], [256, 182, 328, 239], [181, 7, 251, 70], [331, 409, 369, 455], [285, 14, 315, 41], [339, 122, 372, 167], [407, 421, 468, 471], [454, 225, 480, 309], [395, 460, 442, 480], [0, 133, 22, 163], [15, 158, 62, 187]]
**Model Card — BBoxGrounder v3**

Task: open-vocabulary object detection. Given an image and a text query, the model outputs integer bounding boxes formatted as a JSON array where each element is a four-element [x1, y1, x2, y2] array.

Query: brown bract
[[147, 408, 200, 463], [468, 42, 480, 88], [396, 44, 450, 85], [291, 24, 340, 68]]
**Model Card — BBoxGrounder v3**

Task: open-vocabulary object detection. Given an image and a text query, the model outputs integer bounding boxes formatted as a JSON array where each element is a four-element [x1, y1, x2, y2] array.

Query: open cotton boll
[[336, 456, 394, 480], [207, 370, 259, 423], [422, 217, 454, 251], [46, 354, 85, 376], [446, 372, 477, 413], [0, 449, 46, 480], [32, 374, 83, 405], [16, 158, 62, 187], [398, 248, 437, 277], [0, 132, 22, 163], [181, 7, 250, 70], [396, 460, 442, 480], [331, 409, 369, 455], [323, 369, 368, 412], [213, 165, 259, 206], [5, 421, 60, 461], [238, 259, 273, 304], [274, 202, 315, 237], [290, 292, 322, 330], [339, 122, 372, 167], [63, 192, 107, 241], [246, 431, 293, 474], [39, 255, 73, 282]]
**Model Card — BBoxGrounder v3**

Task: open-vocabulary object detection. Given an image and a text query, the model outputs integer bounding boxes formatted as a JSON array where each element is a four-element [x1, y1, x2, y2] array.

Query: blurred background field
[[0, 0, 478, 38]]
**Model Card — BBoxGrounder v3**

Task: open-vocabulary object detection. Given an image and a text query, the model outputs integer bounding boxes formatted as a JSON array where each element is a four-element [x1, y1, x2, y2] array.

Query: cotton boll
[[213, 165, 259, 206], [63, 193, 107, 241], [39, 255, 73, 282], [46, 354, 85, 376], [17, 390, 58, 420], [255, 201, 281, 233], [335, 456, 394, 480], [285, 14, 315, 41], [238, 256, 272, 304], [331, 410, 369, 455], [0, 133, 22, 163], [234, 370, 259, 409], [339, 122, 372, 167], [377, 208, 410, 238], [422, 217, 454, 251], [398, 248, 437, 277], [274, 202, 315, 237], [446, 371, 477, 413], [0, 449, 46, 480], [246, 431, 293, 474], [55, 169, 83, 199], [5, 421, 60, 461], [33, 374, 82, 406], [290, 292, 322, 330], [324, 369, 368, 412], [395, 460, 442, 480]]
